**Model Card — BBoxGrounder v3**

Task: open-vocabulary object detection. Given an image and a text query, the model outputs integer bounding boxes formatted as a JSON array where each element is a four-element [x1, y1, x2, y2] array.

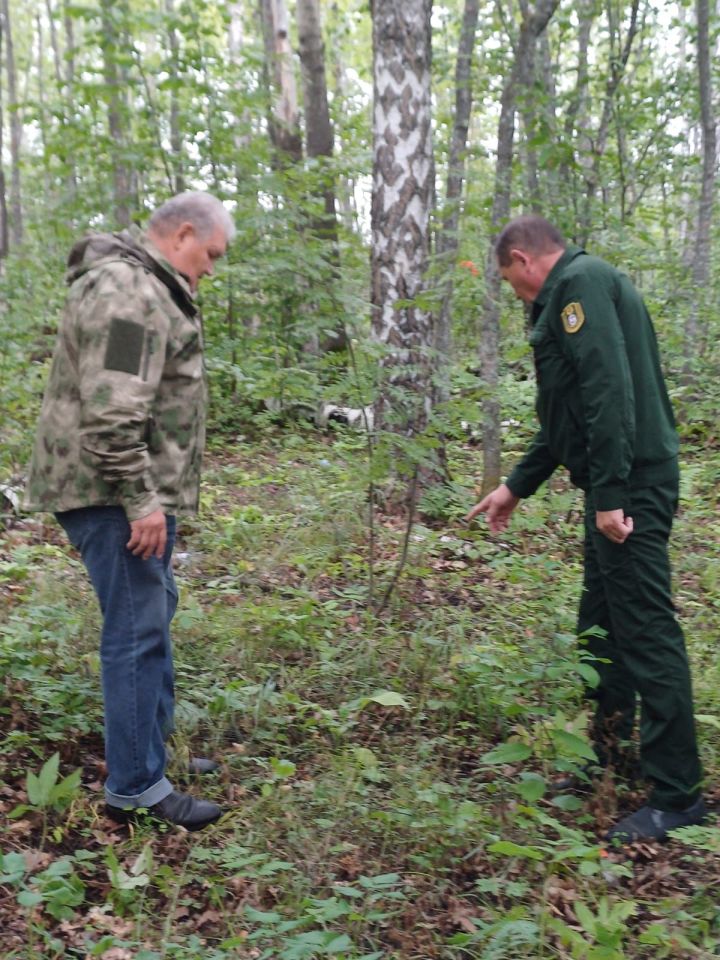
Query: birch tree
[[260, 0, 302, 164], [371, 0, 435, 459]]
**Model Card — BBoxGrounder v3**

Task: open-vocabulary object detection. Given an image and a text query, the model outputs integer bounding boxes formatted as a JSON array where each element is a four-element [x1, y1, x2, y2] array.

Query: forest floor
[[2, 425, 720, 959]]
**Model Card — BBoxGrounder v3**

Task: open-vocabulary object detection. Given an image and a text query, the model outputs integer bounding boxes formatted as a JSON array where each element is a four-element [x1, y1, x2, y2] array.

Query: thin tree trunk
[[0, 16, 8, 261], [685, 0, 716, 370], [260, 0, 303, 163], [371, 0, 435, 463], [228, 0, 255, 196], [434, 0, 481, 406], [45, 0, 63, 86], [35, 14, 52, 199], [328, 2, 359, 233], [296, 0, 346, 351], [578, 0, 641, 244], [166, 0, 185, 193], [559, 0, 594, 230], [297, 0, 336, 232], [479, 0, 559, 495], [1, 0, 23, 246], [63, 0, 76, 87], [100, 0, 131, 226]]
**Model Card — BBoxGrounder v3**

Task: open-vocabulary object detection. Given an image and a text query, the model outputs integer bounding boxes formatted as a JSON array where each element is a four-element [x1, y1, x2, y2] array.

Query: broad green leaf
[[576, 662, 601, 688], [364, 690, 410, 709], [551, 794, 584, 812], [550, 729, 597, 761], [514, 773, 546, 803], [270, 758, 297, 779], [480, 742, 532, 765], [574, 901, 597, 936], [18, 890, 43, 908], [488, 840, 544, 860], [131, 844, 154, 878], [37, 753, 61, 803]]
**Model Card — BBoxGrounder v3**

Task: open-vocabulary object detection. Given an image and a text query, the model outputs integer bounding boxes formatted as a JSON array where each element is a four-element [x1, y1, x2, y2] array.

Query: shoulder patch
[[104, 317, 145, 375], [561, 302, 585, 334]]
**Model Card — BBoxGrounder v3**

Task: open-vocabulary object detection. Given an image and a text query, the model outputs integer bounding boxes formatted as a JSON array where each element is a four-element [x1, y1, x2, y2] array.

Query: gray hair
[[149, 191, 236, 242]]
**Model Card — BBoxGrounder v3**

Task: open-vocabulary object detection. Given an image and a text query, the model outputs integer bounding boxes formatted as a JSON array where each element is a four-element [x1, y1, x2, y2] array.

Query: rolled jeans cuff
[[105, 776, 174, 810]]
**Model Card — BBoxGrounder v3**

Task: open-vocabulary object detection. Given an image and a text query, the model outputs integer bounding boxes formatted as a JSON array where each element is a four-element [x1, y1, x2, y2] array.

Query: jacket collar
[[531, 245, 586, 321]]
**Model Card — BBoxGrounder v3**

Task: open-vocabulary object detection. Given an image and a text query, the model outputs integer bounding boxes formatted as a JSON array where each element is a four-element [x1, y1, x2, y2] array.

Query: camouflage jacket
[[24, 226, 207, 521]]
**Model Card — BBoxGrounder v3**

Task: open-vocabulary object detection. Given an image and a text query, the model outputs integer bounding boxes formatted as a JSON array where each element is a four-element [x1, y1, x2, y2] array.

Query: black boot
[[606, 796, 707, 843], [106, 789, 222, 831]]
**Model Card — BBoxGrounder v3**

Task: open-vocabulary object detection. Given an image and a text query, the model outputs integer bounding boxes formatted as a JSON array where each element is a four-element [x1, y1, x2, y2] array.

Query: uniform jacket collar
[[531, 244, 586, 322]]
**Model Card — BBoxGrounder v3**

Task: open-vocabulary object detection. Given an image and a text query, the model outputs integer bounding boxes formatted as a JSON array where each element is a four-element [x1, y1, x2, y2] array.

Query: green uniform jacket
[[24, 227, 207, 521], [506, 245, 678, 512]]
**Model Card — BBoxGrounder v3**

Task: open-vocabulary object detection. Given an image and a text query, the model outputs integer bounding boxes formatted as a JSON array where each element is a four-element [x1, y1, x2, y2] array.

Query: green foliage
[[21, 753, 81, 815]]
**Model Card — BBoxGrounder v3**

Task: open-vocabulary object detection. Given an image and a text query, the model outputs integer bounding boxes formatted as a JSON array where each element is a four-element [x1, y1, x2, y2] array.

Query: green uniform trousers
[[577, 479, 702, 811]]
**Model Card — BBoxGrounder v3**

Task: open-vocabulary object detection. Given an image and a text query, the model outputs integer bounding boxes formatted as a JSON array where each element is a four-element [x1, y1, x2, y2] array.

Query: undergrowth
[[2, 426, 720, 958]]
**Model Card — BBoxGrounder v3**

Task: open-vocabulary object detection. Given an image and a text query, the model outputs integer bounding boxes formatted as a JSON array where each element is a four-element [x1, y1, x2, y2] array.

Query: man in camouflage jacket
[[25, 192, 234, 830]]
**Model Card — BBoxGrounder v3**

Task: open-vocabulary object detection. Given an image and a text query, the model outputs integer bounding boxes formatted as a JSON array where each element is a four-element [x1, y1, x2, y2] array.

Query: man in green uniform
[[25, 192, 235, 830], [466, 215, 705, 842]]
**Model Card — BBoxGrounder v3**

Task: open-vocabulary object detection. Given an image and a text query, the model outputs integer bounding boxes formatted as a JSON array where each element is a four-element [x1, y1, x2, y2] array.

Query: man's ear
[[174, 221, 195, 247], [509, 248, 529, 268]]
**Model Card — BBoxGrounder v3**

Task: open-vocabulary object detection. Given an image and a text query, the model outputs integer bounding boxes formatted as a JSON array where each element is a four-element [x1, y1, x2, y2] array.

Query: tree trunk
[[100, 0, 131, 226], [297, 0, 336, 229], [166, 0, 185, 193], [260, 0, 303, 163], [479, 0, 559, 495], [296, 0, 347, 351], [35, 14, 52, 199], [63, 0, 76, 88], [0, 16, 8, 261], [684, 0, 716, 370], [559, 0, 594, 230], [45, 0, 63, 86], [577, 0, 641, 244], [327, 2, 359, 233], [1, 0, 23, 246], [371, 0, 435, 460], [434, 0, 481, 405]]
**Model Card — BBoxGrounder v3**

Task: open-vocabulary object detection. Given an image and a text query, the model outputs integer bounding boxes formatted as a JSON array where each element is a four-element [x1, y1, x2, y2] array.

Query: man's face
[[165, 223, 228, 291], [498, 250, 541, 304]]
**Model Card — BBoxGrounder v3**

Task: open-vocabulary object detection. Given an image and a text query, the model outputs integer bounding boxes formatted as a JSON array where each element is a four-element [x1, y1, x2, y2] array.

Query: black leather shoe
[[106, 790, 222, 831], [606, 796, 707, 843], [188, 757, 220, 775]]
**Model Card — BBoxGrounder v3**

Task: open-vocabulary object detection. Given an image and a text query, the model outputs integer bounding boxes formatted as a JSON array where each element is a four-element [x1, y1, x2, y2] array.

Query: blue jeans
[[56, 506, 177, 808]]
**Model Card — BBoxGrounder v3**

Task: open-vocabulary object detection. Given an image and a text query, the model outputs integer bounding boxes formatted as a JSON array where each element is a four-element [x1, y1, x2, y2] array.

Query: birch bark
[[371, 0, 435, 447]]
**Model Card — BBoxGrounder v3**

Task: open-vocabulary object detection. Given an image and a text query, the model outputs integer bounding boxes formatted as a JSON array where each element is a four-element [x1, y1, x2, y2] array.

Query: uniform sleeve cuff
[[505, 469, 536, 499], [124, 494, 164, 522], [593, 483, 630, 512]]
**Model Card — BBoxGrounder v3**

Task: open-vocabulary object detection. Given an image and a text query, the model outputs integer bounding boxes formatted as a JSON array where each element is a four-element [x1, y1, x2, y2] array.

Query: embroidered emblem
[[561, 302, 585, 334]]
